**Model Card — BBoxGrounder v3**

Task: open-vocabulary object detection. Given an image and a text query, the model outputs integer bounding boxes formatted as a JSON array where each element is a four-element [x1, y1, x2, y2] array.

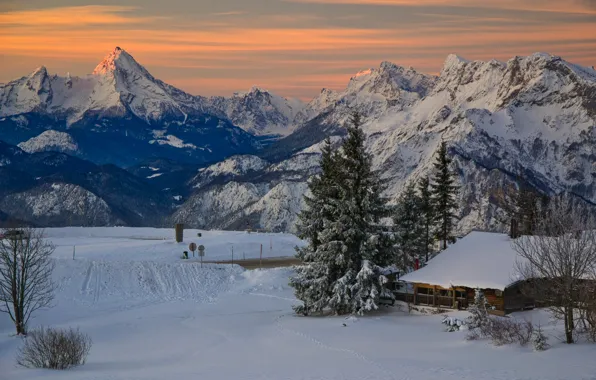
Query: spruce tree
[[329, 112, 393, 315], [513, 177, 544, 236], [393, 183, 425, 272], [295, 138, 338, 252], [291, 113, 393, 316], [430, 142, 458, 250], [290, 138, 341, 315], [417, 177, 435, 262]]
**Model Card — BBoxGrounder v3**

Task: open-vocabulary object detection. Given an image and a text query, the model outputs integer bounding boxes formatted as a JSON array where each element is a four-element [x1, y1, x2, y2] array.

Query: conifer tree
[[290, 138, 341, 315], [331, 113, 393, 314], [393, 183, 425, 272], [417, 177, 435, 262], [291, 113, 392, 316], [295, 138, 338, 252], [430, 142, 458, 250], [513, 177, 547, 236]]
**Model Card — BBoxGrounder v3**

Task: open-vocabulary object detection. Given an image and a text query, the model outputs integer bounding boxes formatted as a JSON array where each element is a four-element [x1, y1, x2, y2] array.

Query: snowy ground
[[1, 228, 596, 379], [44, 227, 304, 262]]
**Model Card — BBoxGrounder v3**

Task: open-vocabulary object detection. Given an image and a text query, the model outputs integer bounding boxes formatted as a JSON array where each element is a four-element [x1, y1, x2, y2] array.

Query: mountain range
[[1, 48, 595, 231]]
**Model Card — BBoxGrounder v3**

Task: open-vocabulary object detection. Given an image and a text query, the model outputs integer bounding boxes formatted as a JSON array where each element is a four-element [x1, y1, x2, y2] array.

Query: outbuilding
[[396, 231, 535, 315]]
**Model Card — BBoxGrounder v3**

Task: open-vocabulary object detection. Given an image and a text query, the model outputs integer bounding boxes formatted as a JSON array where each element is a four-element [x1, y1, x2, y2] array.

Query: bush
[[532, 324, 550, 351], [17, 326, 92, 369], [442, 315, 466, 332], [485, 317, 534, 346]]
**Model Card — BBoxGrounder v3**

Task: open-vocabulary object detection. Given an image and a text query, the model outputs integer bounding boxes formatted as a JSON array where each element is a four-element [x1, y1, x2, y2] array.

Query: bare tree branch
[[512, 198, 596, 344], [0, 227, 55, 335]]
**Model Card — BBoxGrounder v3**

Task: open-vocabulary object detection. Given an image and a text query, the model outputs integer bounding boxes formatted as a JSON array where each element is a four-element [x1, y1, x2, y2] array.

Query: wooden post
[[413, 284, 418, 305], [452, 287, 456, 309], [231, 246, 234, 265], [260, 244, 263, 270], [175, 223, 184, 243], [73, 246, 76, 260], [433, 285, 437, 307]]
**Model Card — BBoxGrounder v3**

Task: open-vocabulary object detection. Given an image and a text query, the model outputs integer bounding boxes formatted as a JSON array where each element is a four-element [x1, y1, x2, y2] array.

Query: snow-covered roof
[[400, 231, 523, 290]]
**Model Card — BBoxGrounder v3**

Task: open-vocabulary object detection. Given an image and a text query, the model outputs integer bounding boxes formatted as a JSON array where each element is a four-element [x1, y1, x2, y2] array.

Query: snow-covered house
[[398, 231, 534, 315]]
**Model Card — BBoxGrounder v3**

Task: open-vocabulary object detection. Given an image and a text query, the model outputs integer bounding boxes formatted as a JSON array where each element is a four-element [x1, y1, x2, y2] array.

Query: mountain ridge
[[1, 49, 595, 232]]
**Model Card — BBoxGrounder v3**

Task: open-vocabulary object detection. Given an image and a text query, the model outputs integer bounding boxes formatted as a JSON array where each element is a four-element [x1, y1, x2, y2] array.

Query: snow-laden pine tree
[[417, 177, 435, 262], [392, 183, 425, 272], [467, 288, 490, 331], [290, 138, 341, 315], [430, 142, 458, 250], [532, 324, 549, 351], [291, 113, 393, 316], [351, 260, 391, 315], [295, 138, 339, 252], [328, 113, 393, 315]]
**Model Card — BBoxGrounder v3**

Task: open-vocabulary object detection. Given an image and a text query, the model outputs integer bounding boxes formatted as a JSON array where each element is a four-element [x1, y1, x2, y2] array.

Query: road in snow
[[1, 228, 596, 379]]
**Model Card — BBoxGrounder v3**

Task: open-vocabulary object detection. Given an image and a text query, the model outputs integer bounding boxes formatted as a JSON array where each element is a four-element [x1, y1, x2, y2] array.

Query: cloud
[[284, 0, 596, 14], [210, 11, 247, 17], [0, 5, 159, 26]]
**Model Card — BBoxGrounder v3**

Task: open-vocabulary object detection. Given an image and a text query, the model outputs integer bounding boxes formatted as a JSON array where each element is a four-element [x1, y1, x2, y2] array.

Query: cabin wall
[[393, 282, 507, 312]]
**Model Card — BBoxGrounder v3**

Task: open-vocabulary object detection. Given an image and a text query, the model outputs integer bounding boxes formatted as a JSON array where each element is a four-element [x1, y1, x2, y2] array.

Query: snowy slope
[[1, 232, 596, 380], [18, 130, 79, 154]]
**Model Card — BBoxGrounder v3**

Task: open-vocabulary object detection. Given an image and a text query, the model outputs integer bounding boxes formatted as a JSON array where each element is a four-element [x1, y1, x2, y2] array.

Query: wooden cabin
[[395, 231, 535, 315]]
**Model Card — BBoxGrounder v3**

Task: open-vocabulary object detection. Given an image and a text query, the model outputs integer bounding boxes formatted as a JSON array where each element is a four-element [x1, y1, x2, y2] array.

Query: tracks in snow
[[274, 313, 402, 380]]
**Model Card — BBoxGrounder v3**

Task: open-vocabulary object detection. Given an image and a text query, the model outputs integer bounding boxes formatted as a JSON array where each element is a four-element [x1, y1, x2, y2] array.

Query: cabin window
[[495, 290, 503, 297], [438, 289, 452, 297], [455, 290, 466, 299]]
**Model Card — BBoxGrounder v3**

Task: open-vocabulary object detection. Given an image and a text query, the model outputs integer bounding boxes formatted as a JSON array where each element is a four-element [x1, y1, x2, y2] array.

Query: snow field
[[2, 228, 596, 379], [45, 227, 304, 262]]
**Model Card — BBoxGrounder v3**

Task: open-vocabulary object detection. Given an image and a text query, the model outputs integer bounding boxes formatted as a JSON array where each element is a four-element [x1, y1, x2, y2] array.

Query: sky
[[1, 0, 595, 100]]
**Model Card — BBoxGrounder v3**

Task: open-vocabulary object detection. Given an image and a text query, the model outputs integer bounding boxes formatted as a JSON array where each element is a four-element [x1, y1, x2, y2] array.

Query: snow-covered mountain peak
[[31, 66, 48, 77], [441, 54, 471, 73], [92, 47, 147, 77], [210, 86, 305, 136]]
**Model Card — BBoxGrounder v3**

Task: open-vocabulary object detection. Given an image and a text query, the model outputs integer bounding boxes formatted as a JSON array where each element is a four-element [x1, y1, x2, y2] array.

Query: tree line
[[290, 114, 459, 316]]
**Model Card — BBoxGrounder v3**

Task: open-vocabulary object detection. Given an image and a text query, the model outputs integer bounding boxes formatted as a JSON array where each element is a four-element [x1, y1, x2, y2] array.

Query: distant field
[[43, 227, 305, 262]]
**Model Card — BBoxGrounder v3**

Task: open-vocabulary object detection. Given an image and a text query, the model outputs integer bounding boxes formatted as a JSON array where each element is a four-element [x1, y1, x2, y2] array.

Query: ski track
[[274, 313, 401, 380]]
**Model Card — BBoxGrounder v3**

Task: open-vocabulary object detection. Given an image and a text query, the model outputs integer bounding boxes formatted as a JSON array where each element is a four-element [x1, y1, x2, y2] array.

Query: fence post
[[260, 244, 263, 270], [231, 245, 234, 265]]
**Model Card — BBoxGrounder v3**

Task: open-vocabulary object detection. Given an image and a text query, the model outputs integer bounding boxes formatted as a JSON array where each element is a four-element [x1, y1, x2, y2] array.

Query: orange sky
[[1, 1, 595, 100]]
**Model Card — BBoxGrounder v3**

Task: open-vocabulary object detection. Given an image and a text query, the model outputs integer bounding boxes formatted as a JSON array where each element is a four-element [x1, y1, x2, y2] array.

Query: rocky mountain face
[[1, 50, 594, 231], [175, 53, 596, 233]]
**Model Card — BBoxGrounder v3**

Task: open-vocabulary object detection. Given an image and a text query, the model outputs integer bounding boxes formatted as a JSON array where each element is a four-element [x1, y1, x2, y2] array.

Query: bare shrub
[[465, 329, 480, 341], [485, 317, 534, 346], [17, 326, 92, 369]]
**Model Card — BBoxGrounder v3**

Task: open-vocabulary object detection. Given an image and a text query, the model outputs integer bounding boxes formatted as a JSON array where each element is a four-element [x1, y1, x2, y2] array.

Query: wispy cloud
[[0, 5, 160, 26], [0, 3, 595, 99], [284, 0, 596, 14], [210, 11, 247, 17]]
